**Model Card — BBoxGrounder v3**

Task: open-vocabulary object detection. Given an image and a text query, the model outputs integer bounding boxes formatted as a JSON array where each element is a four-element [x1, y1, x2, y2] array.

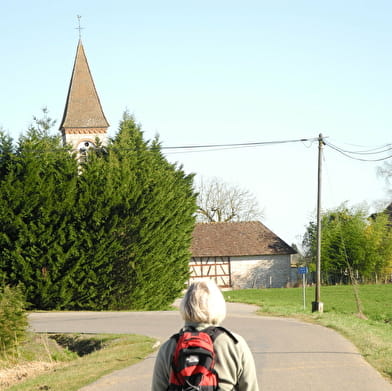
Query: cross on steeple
[[76, 15, 84, 39]]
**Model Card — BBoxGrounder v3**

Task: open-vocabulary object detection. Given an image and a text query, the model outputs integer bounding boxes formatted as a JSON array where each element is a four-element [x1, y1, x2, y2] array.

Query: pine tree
[[0, 130, 14, 178], [0, 112, 80, 309], [0, 111, 197, 310], [103, 113, 197, 309]]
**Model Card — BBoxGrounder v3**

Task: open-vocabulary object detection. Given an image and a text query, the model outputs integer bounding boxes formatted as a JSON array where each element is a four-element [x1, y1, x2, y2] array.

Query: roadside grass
[[223, 284, 392, 382], [3, 285, 391, 389], [1, 333, 156, 391]]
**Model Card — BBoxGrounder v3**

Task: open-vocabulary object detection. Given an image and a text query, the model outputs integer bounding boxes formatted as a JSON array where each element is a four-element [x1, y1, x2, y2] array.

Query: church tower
[[59, 39, 109, 151]]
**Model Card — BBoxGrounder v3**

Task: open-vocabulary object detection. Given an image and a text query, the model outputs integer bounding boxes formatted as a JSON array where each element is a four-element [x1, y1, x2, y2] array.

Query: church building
[[59, 39, 109, 152], [59, 38, 296, 289]]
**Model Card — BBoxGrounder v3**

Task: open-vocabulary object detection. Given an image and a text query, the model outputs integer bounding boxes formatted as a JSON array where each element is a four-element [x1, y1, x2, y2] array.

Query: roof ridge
[[192, 221, 296, 257], [195, 220, 260, 225]]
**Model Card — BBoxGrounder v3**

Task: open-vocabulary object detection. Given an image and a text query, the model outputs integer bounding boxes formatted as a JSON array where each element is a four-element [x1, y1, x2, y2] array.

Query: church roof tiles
[[60, 40, 109, 131]]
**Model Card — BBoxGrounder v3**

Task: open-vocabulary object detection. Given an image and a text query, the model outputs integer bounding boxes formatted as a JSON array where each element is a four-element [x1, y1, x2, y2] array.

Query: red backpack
[[168, 326, 237, 391]]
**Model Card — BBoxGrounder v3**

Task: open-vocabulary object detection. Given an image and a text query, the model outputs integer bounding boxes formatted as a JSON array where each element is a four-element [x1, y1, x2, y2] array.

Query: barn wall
[[189, 254, 292, 289], [189, 257, 231, 287], [230, 255, 291, 289]]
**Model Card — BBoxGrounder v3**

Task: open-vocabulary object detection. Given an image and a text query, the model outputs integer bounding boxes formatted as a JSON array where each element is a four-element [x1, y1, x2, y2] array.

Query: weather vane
[[76, 15, 84, 39]]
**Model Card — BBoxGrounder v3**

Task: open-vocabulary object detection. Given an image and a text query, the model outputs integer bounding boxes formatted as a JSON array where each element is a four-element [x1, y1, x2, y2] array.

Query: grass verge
[[223, 284, 392, 382], [1, 333, 156, 391]]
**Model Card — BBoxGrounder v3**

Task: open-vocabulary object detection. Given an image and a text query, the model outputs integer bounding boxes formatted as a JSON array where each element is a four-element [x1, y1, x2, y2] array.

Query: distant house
[[190, 221, 297, 289]]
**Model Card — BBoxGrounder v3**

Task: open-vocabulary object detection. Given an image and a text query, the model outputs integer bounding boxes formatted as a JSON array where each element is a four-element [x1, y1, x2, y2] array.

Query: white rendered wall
[[230, 255, 291, 289], [64, 133, 108, 150]]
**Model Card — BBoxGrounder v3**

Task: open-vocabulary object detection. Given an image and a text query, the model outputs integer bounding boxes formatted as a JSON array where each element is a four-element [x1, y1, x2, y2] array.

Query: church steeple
[[59, 39, 109, 151]]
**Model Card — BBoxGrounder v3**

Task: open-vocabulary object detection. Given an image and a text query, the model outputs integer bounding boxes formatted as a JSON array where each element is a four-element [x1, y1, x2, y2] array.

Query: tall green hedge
[[0, 112, 197, 310]]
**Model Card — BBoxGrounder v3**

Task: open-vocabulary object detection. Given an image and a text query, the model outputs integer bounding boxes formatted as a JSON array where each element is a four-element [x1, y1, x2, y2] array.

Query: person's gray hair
[[180, 280, 227, 325]]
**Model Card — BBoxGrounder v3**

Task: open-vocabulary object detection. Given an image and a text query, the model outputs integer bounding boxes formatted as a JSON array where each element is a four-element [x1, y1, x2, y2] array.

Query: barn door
[[189, 257, 231, 287]]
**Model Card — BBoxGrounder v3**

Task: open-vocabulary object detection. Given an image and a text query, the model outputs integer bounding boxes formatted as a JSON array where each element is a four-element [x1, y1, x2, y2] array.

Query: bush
[[0, 286, 28, 352]]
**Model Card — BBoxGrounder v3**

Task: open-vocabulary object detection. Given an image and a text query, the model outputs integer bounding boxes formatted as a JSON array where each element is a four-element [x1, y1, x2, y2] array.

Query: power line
[[1, 137, 391, 163], [325, 141, 392, 162], [326, 141, 392, 155], [161, 137, 317, 150], [161, 137, 320, 155], [0, 137, 319, 156]]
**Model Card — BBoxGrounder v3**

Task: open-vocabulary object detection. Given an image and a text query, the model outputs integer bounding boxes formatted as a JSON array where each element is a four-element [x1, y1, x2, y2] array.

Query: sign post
[[298, 267, 308, 310]]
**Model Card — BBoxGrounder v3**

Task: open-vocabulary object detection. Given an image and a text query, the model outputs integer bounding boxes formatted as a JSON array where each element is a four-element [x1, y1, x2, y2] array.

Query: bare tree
[[196, 177, 264, 222], [378, 160, 392, 196]]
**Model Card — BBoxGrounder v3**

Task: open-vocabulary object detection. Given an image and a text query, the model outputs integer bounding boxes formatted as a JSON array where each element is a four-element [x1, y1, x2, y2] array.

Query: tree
[[0, 130, 14, 178], [365, 212, 392, 282], [302, 204, 392, 284], [0, 110, 80, 309], [196, 177, 263, 222], [0, 111, 197, 310], [79, 112, 197, 310], [378, 160, 392, 195]]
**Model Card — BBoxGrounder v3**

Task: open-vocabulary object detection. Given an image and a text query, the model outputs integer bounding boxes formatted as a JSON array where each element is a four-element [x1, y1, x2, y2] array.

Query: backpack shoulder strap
[[203, 326, 239, 344], [170, 332, 180, 342], [169, 325, 197, 342], [170, 326, 238, 344]]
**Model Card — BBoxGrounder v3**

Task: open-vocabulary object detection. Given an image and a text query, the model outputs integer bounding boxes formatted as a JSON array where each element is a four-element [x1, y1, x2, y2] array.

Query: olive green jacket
[[151, 322, 259, 391]]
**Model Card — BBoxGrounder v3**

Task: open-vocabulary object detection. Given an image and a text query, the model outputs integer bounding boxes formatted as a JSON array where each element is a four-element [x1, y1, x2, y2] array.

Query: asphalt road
[[28, 303, 392, 391]]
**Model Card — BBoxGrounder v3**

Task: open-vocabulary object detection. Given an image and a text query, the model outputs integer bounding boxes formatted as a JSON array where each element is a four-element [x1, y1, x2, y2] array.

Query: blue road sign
[[298, 267, 308, 275]]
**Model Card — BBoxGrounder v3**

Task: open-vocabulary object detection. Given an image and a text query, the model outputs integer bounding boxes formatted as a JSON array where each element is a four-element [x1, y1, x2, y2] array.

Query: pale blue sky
[[1, 1, 391, 246]]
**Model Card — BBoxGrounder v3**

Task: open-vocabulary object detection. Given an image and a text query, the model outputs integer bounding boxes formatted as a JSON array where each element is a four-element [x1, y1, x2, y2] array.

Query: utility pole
[[312, 133, 324, 313]]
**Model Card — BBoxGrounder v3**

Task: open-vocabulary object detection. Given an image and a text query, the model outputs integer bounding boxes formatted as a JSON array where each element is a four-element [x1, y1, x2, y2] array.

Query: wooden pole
[[312, 134, 324, 313]]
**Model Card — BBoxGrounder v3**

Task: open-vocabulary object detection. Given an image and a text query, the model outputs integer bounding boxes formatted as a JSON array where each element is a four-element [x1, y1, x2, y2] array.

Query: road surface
[[29, 303, 392, 391]]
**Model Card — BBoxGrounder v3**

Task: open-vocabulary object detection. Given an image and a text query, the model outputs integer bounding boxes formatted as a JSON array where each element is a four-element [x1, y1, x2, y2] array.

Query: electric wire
[[1, 136, 391, 163], [331, 142, 392, 153], [0, 137, 320, 156], [325, 141, 392, 155], [161, 137, 316, 150], [324, 141, 392, 162]]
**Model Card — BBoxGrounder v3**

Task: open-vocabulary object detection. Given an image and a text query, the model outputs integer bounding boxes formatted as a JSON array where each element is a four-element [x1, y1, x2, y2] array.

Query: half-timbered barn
[[190, 221, 297, 289]]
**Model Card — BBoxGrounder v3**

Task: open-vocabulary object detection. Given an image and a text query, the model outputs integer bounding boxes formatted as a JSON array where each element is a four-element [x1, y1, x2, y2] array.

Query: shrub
[[0, 286, 28, 353]]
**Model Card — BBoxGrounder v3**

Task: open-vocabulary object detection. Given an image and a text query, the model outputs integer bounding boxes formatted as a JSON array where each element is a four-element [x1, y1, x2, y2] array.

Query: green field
[[223, 284, 392, 381]]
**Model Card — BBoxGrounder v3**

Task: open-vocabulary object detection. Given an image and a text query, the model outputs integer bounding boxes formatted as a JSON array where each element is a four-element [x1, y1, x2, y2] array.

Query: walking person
[[152, 280, 259, 390]]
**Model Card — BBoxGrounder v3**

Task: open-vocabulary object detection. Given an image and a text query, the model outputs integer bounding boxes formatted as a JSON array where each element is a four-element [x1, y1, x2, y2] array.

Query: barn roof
[[60, 40, 109, 130], [191, 221, 296, 257]]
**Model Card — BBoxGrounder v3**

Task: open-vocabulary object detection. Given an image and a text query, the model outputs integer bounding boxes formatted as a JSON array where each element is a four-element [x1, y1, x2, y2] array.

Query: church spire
[[59, 39, 109, 150]]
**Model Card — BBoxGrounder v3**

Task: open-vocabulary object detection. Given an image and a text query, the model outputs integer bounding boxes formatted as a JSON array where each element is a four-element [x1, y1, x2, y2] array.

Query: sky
[[1, 1, 391, 248]]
